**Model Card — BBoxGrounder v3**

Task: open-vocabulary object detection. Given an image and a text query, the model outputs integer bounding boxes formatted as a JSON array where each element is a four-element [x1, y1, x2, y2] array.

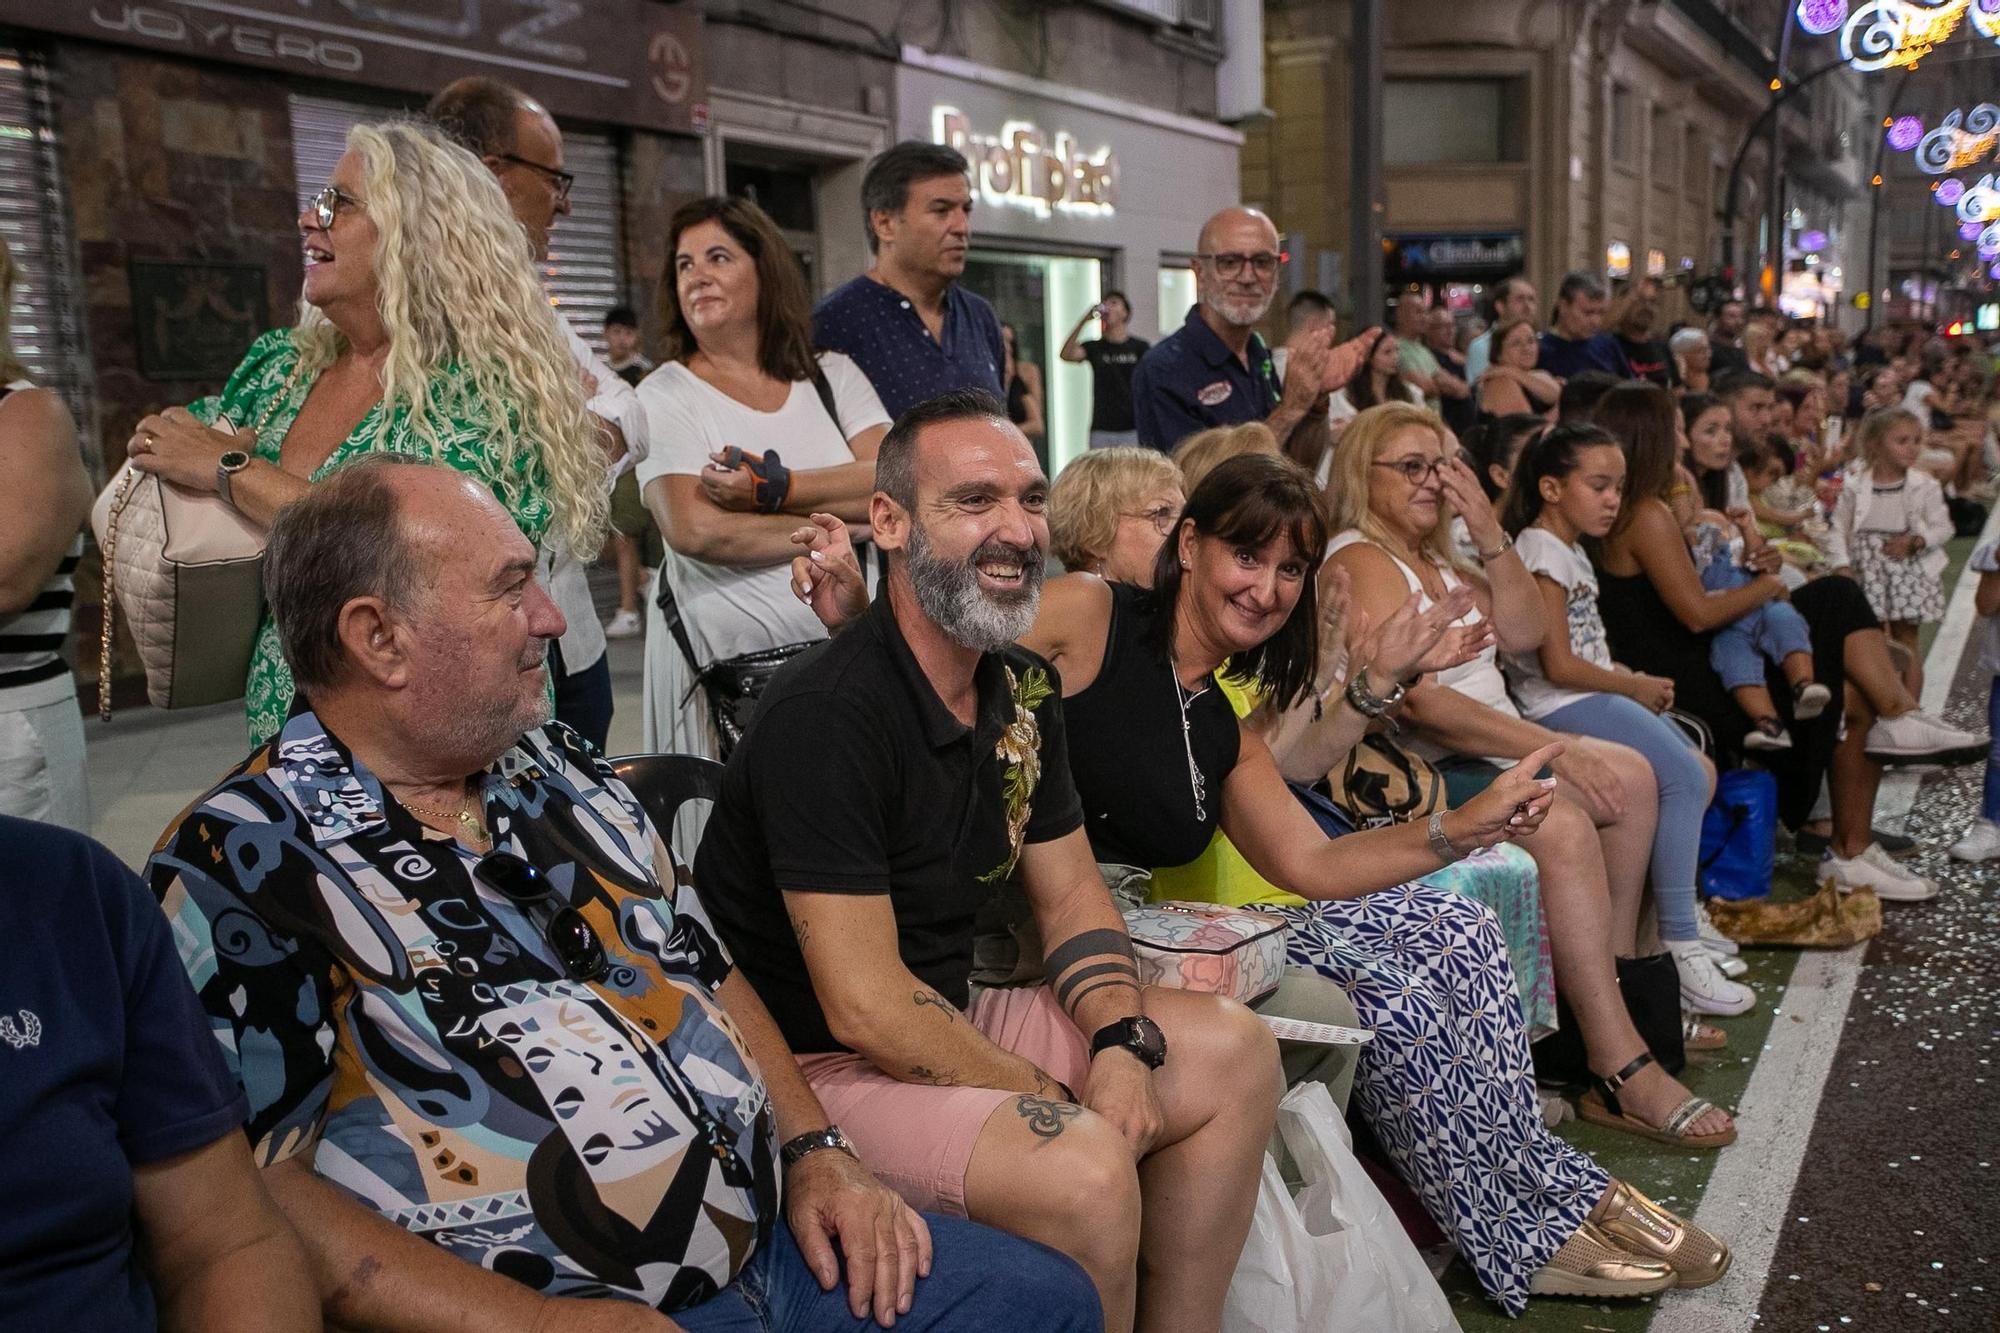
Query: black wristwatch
[[780, 1125, 857, 1169], [1089, 1015, 1167, 1070]]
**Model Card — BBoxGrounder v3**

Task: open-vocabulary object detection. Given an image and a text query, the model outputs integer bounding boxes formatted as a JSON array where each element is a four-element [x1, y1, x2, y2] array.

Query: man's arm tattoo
[[1053, 959, 1141, 1010], [1015, 1094, 1083, 1140], [1065, 976, 1142, 1013], [907, 1065, 960, 1087], [912, 988, 961, 1023], [1041, 927, 1136, 981], [787, 911, 813, 950]]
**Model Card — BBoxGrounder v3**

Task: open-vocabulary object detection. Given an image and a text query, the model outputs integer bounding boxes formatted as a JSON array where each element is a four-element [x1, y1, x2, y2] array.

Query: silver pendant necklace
[[1169, 653, 1209, 822]]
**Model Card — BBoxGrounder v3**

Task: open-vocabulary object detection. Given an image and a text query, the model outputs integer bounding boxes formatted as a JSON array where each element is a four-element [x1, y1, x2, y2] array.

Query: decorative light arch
[[1804, 0, 2000, 72]]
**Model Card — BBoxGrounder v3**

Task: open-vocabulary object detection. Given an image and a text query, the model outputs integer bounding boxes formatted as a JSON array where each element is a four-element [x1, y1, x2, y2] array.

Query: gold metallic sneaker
[[1592, 1179, 1733, 1289], [1527, 1221, 1677, 1299]]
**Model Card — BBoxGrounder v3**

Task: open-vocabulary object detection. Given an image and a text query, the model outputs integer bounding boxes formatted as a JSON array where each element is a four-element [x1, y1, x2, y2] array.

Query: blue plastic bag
[[1699, 768, 1778, 900]]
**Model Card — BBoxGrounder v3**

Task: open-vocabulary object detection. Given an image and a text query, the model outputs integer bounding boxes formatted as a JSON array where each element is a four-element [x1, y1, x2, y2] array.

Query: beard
[[905, 520, 1044, 653], [1201, 282, 1274, 329]]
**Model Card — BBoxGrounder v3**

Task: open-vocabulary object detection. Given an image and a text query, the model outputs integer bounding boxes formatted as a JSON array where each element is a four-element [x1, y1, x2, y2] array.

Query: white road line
[[1654, 516, 1996, 1331], [1649, 945, 1867, 1333], [1877, 501, 2000, 826]]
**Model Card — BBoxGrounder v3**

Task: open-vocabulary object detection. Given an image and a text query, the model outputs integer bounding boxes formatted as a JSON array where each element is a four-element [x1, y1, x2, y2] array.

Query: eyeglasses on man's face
[[1197, 251, 1283, 280], [1373, 455, 1446, 486], [497, 152, 575, 205], [309, 185, 364, 232]]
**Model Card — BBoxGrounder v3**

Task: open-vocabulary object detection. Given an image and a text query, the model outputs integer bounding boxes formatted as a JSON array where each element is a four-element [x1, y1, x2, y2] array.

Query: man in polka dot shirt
[[814, 141, 1006, 420]]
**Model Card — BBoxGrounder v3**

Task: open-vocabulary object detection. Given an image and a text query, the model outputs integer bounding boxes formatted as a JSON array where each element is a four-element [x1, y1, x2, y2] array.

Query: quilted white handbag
[[91, 420, 267, 714]]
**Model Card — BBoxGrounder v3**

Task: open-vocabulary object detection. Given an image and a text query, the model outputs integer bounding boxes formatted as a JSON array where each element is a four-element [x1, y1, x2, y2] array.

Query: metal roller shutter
[[0, 45, 93, 447], [287, 93, 626, 355]]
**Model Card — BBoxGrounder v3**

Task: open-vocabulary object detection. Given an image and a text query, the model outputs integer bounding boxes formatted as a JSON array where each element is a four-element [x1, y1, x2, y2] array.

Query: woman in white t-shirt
[[637, 197, 891, 763], [1495, 423, 1752, 1019]]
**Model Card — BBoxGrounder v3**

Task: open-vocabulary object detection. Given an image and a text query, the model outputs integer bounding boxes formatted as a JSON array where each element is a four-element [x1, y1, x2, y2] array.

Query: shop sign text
[[932, 106, 1116, 220]]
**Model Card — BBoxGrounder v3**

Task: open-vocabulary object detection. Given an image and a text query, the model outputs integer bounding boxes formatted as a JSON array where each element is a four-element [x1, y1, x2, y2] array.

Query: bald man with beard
[[1130, 207, 1374, 454]]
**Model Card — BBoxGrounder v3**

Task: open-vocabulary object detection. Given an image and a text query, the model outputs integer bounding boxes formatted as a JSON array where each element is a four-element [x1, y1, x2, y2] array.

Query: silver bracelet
[[1476, 531, 1515, 562], [1426, 809, 1462, 863]]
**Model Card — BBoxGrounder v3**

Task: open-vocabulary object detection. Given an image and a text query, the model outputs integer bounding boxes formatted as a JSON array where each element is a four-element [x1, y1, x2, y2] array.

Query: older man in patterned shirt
[[147, 455, 1096, 1333]]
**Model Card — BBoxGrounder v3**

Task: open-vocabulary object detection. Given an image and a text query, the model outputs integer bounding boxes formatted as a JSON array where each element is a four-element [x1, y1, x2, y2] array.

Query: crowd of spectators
[[8, 96, 2000, 1333]]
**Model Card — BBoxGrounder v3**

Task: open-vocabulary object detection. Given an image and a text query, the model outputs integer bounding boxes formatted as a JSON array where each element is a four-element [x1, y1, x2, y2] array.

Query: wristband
[[1344, 662, 1406, 718], [1427, 809, 1462, 863]]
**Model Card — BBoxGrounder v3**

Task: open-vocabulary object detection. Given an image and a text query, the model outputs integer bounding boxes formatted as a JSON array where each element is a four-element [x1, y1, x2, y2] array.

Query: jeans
[[1986, 677, 2000, 822], [673, 1215, 1100, 1332], [1700, 547, 1812, 690], [550, 639, 614, 753], [1539, 692, 1710, 941], [1088, 429, 1139, 449]]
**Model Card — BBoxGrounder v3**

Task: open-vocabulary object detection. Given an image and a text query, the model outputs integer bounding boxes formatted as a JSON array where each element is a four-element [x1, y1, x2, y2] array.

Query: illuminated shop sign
[[932, 106, 1117, 219], [1606, 241, 1632, 279]]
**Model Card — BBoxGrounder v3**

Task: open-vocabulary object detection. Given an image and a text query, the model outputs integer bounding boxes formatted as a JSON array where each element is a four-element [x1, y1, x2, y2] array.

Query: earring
[[1180, 559, 1190, 569]]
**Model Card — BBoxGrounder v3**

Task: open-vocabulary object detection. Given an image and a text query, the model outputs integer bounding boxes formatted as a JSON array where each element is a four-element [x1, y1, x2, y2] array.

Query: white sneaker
[[1948, 818, 2000, 862], [604, 609, 642, 639], [1820, 843, 1938, 902], [1792, 681, 1832, 721], [1670, 940, 1757, 1016], [1864, 710, 1989, 766], [1714, 953, 1749, 978], [1742, 722, 1793, 752], [1693, 901, 1740, 956]]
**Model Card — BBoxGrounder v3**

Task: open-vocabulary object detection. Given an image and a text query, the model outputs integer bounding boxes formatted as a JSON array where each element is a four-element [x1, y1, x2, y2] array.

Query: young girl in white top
[[1829, 407, 1955, 663], [1497, 424, 1754, 1016]]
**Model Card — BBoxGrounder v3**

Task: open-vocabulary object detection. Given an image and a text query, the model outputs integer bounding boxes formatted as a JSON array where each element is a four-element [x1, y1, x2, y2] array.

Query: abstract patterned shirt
[[148, 713, 777, 1313], [189, 329, 557, 748]]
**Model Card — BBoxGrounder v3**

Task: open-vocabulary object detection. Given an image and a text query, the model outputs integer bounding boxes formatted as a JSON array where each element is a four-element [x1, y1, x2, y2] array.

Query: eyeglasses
[[474, 850, 609, 982], [497, 152, 575, 204], [1196, 251, 1283, 279], [309, 185, 365, 231], [1122, 504, 1180, 535], [1373, 456, 1447, 485]]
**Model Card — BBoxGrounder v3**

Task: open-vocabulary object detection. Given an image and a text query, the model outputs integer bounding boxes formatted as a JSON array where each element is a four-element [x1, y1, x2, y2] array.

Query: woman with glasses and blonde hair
[[0, 234, 92, 828], [1325, 401, 1740, 1153], [1046, 446, 1183, 584], [124, 118, 606, 746]]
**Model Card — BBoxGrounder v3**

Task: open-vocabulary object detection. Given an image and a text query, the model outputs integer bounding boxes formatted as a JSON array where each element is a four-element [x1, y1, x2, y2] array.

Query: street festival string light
[[1799, 0, 2000, 72]]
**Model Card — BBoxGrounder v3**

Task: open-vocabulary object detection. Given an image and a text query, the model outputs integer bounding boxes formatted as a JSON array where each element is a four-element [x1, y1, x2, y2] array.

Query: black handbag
[[653, 367, 843, 759], [1531, 952, 1688, 1087]]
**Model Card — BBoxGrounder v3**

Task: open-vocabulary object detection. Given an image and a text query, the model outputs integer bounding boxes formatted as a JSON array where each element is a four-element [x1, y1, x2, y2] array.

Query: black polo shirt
[[693, 588, 1085, 1054], [1129, 304, 1281, 451]]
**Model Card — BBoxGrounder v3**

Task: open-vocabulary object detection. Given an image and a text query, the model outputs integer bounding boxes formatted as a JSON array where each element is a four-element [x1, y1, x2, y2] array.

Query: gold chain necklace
[[400, 792, 488, 844]]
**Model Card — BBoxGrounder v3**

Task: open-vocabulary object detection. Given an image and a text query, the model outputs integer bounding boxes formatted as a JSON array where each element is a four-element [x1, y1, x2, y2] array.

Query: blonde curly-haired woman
[[124, 119, 606, 745]]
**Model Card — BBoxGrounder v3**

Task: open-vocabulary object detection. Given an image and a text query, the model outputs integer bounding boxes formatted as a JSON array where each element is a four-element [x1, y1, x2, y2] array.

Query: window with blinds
[[0, 46, 92, 440], [287, 93, 627, 355]]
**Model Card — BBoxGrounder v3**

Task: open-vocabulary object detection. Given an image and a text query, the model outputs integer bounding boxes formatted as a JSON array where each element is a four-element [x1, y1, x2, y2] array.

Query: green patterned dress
[[191, 329, 556, 746]]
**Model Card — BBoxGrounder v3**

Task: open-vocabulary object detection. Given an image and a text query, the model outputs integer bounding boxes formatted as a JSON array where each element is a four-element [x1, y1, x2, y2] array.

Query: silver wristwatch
[[216, 449, 252, 509], [1426, 809, 1462, 863]]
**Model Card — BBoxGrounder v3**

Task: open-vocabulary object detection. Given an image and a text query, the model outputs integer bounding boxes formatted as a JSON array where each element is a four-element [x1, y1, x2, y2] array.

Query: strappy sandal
[[1576, 1051, 1738, 1149], [1591, 1179, 1733, 1288], [1683, 1017, 1729, 1052]]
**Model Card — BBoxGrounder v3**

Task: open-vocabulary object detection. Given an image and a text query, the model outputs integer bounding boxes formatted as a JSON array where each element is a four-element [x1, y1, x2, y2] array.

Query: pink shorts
[[797, 986, 1091, 1217]]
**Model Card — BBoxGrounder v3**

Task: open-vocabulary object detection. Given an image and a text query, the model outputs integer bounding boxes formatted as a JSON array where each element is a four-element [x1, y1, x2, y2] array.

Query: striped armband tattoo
[[1044, 927, 1140, 1013]]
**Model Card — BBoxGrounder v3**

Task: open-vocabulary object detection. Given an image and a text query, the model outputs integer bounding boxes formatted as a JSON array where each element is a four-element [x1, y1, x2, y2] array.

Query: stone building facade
[[1249, 0, 1871, 330]]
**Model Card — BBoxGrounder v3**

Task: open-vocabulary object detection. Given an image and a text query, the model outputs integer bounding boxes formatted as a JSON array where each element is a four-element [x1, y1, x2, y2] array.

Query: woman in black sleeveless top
[[1593, 383, 1955, 883], [1018, 455, 1727, 1312]]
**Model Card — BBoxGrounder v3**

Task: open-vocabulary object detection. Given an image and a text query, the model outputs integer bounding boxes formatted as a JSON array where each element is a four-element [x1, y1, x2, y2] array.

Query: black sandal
[[1576, 1051, 1737, 1149]]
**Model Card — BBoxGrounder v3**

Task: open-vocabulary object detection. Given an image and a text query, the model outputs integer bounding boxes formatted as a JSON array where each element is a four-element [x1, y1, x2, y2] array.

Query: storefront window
[[964, 250, 1102, 477], [1158, 262, 1197, 339]]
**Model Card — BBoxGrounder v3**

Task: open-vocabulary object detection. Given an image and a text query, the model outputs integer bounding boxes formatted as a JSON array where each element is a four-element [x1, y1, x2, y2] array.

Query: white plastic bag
[[1221, 1082, 1459, 1332]]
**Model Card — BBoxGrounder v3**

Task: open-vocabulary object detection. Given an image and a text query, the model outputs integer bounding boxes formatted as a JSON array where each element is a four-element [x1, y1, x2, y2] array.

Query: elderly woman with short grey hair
[[1669, 327, 1712, 393]]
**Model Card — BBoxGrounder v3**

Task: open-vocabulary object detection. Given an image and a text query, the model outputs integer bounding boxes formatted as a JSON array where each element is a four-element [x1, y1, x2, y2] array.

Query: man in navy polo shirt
[[1130, 206, 1369, 453], [1536, 271, 1630, 381], [815, 142, 1006, 420], [0, 814, 317, 1332]]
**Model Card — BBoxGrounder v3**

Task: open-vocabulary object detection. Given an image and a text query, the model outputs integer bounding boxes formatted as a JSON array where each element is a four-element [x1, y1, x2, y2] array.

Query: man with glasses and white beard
[[1130, 206, 1372, 453]]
